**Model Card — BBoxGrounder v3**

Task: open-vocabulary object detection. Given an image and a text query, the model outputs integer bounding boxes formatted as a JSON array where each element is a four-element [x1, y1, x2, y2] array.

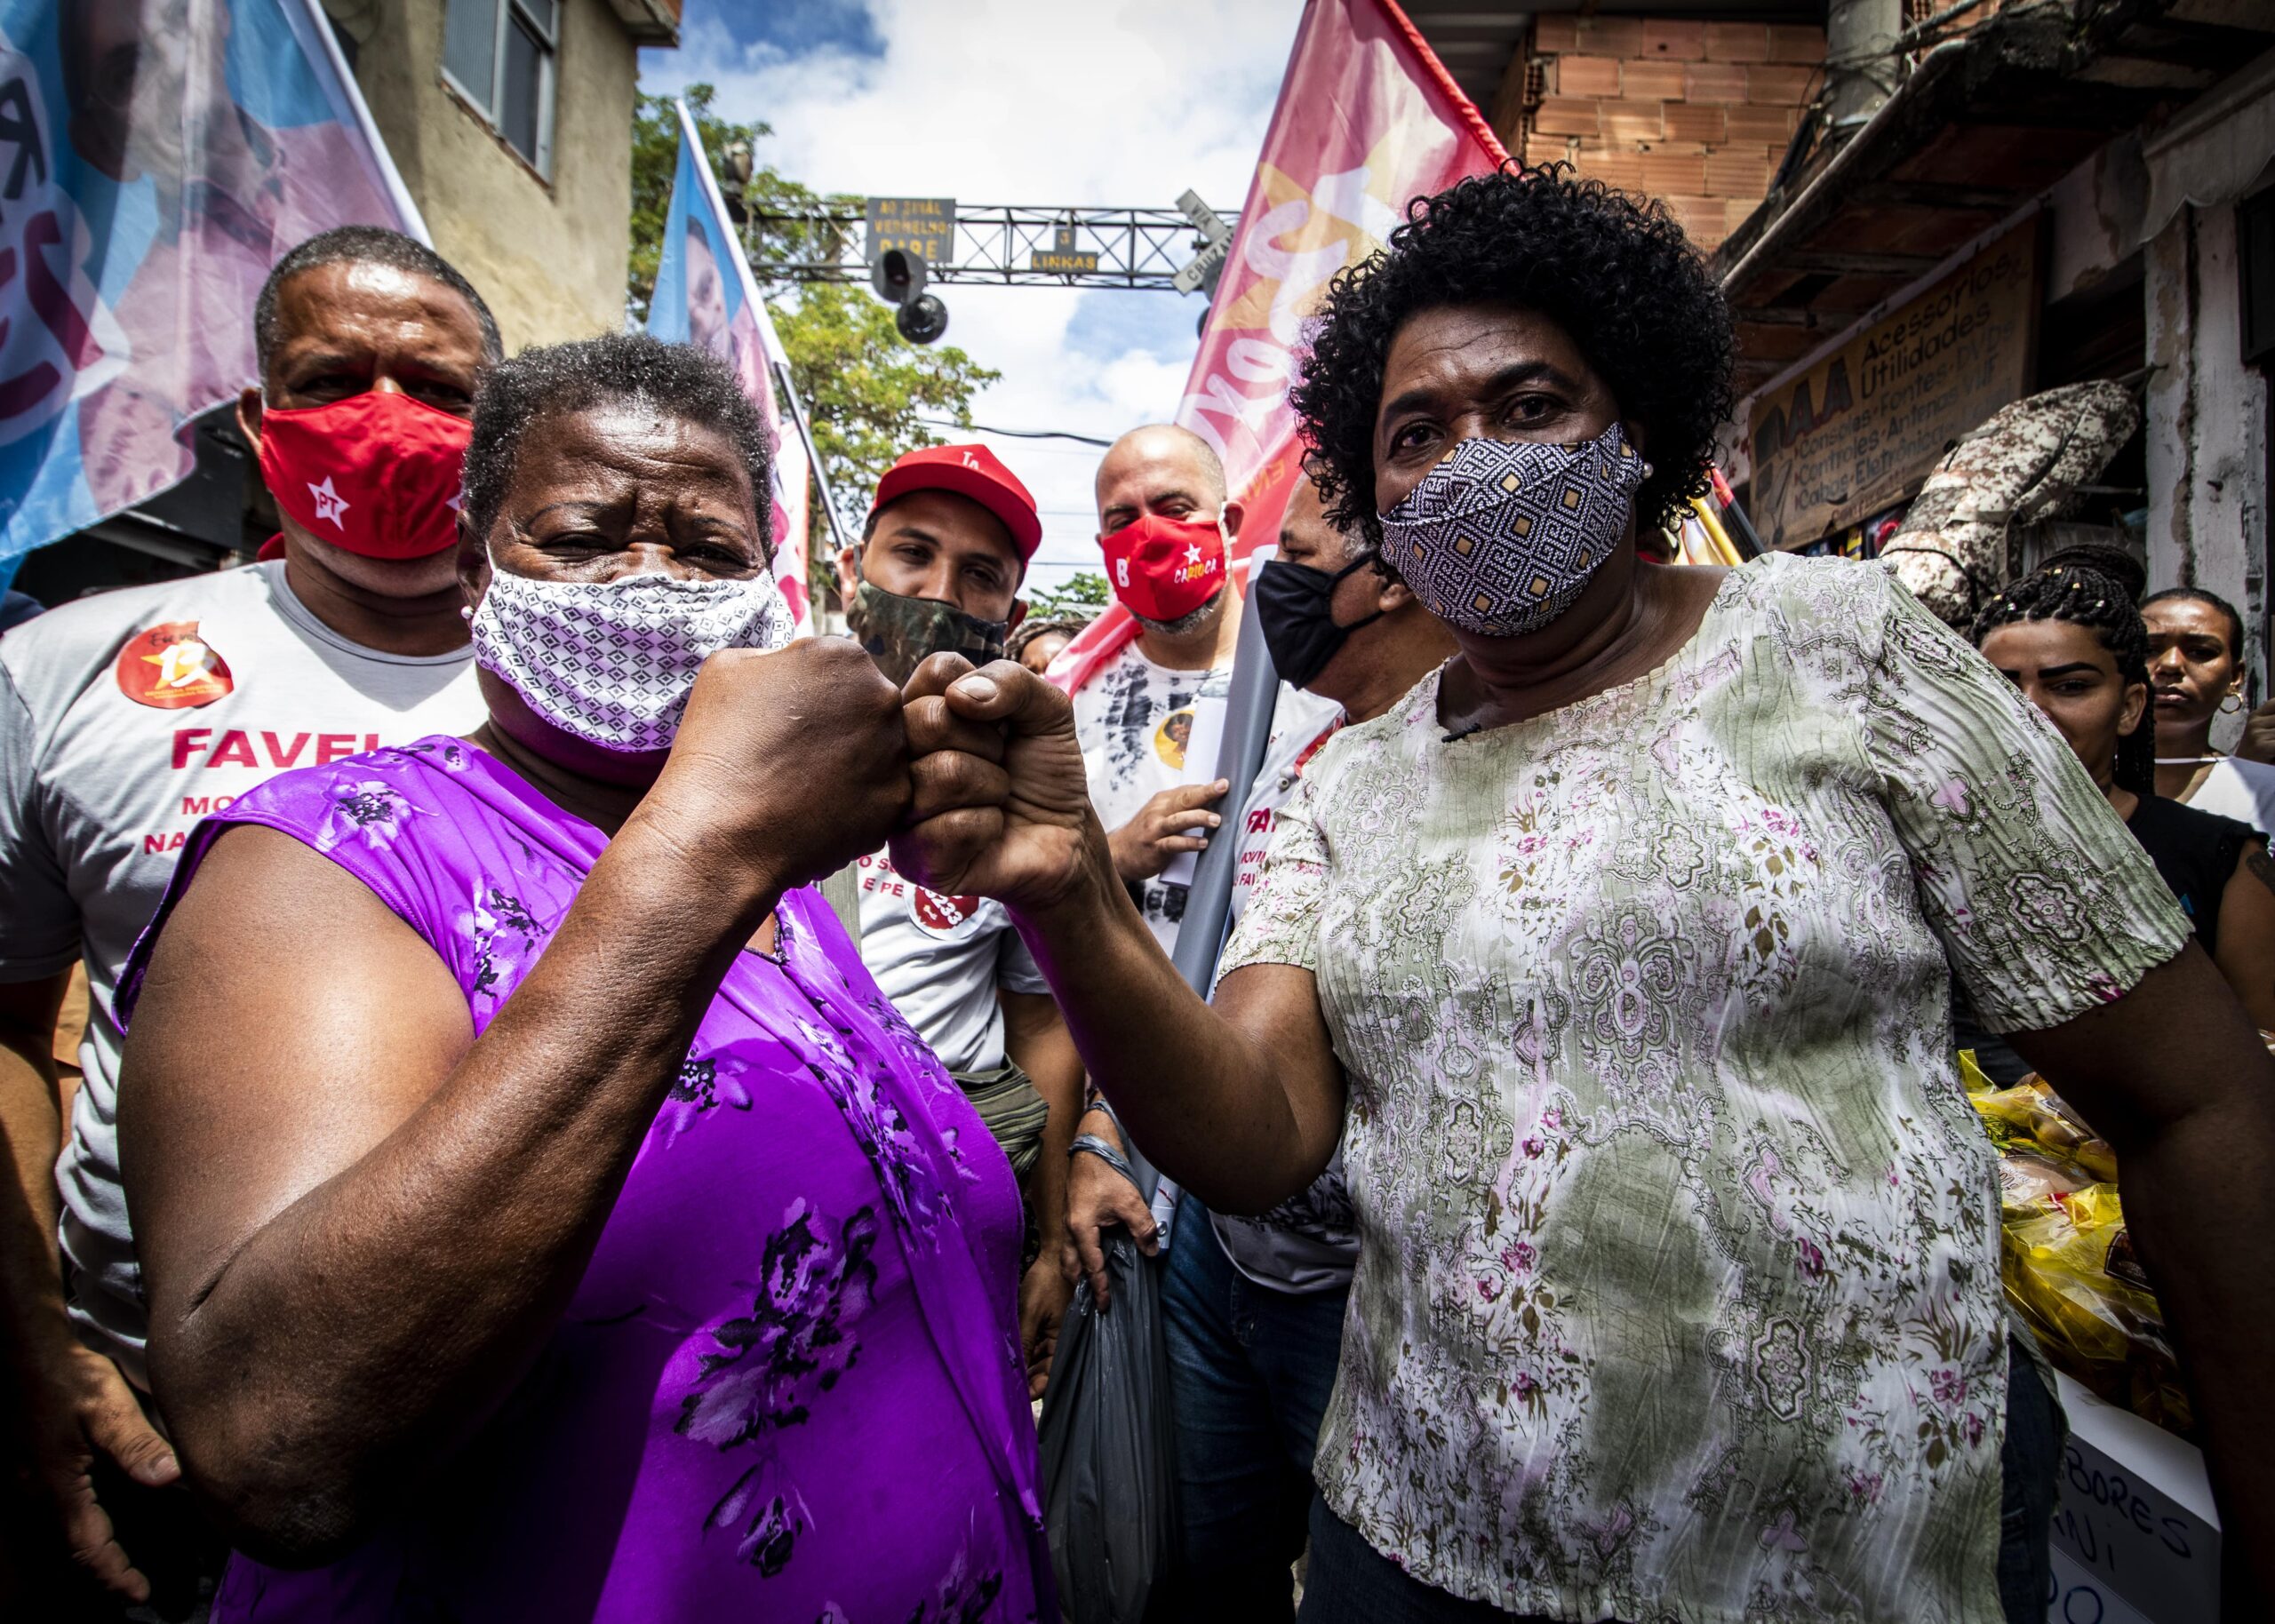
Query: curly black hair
[[1288, 165, 1734, 539], [461, 332, 773, 562], [1970, 545, 2155, 796]]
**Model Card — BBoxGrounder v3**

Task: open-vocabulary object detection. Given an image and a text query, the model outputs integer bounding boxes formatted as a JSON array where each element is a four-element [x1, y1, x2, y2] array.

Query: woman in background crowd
[[1975, 553, 2275, 1034], [1008, 612, 1090, 677], [115, 335, 1049, 1622], [2142, 585, 2275, 832]]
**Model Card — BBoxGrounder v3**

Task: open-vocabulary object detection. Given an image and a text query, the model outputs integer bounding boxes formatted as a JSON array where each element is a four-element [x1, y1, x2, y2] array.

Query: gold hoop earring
[[2221, 692, 2247, 715]]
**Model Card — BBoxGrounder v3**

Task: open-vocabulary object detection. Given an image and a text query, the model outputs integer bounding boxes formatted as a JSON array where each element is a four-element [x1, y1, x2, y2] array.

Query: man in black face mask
[[837, 444, 1082, 1397], [1064, 470, 1454, 1620], [1249, 470, 1457, 737]]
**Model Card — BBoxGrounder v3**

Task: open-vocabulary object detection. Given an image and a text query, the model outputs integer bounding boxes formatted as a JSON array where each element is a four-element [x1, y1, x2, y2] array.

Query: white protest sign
[[2046, 1374, 2218, 1622], [1159, 693, 1230, 888]]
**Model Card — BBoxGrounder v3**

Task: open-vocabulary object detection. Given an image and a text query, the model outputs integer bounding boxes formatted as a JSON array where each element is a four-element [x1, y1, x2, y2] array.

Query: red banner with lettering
[[1046, 0, 1506, 691]]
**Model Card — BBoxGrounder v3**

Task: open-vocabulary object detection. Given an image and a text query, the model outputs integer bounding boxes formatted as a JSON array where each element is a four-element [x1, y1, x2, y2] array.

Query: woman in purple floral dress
[[115, 336, 1050, 1621]]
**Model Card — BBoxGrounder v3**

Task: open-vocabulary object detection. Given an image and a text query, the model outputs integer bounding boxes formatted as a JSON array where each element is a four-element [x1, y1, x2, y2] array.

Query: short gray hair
[[460, 332, 773, 559]]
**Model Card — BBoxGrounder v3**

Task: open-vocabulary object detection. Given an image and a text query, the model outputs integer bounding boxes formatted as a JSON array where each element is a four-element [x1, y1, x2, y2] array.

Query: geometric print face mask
[[469, 565, 794, 753], [1377, 422, 1649, 638]]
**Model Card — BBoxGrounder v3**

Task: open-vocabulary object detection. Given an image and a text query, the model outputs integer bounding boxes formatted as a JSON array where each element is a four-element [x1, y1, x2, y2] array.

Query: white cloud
[[643, 0, 1305, 590]]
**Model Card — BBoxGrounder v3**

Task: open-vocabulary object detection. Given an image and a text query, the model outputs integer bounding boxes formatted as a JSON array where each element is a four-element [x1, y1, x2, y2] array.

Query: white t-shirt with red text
[[853, 847, 1049, 1079], [0, 561, 480, 1378], [1066, 637, 1348, 1281]]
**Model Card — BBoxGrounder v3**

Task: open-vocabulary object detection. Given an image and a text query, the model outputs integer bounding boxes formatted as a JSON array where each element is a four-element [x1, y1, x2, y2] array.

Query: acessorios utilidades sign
[[1748, 219, 2040, 550]]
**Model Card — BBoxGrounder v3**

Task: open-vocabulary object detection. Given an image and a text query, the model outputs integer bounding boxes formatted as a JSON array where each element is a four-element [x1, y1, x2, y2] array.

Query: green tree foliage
[[627, 85, 998, 567], [1027, 570, 1111, 618]]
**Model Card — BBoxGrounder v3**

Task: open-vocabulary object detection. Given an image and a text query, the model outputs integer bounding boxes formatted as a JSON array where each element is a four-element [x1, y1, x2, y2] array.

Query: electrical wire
[[1820, 0, 2019, 69], [916, 417, 1115, 448]]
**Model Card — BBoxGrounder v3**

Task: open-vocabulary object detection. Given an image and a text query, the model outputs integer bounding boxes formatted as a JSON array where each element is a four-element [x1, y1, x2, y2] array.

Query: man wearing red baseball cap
[[835, 443, 1081, 1397], [834, 442, 1041, 684]]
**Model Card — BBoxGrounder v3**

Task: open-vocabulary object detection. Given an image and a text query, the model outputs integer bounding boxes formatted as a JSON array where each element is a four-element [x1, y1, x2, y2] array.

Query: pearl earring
[[459, 605, 474, 621]]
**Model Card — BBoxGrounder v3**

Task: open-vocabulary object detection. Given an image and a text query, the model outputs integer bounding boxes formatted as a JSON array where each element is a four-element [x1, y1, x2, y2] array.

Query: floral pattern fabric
[[120, 737, 1050, 1624], [1218, 555, 2185, 1621]]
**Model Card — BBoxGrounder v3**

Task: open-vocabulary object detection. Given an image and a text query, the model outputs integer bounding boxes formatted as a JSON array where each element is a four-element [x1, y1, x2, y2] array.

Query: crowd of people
[[2, 165, 2273, 1624]]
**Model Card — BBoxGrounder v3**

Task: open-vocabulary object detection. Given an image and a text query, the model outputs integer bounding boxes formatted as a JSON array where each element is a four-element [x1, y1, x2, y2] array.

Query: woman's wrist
[[1015, 818, 1131, 936], [1072, 1100, 1123, 1154], [611, 800, 787, 919]]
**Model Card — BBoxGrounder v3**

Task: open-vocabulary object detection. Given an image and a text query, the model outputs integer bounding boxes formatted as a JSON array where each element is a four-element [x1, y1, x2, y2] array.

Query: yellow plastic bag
[[1994, 1148, 2092, 1218], [1970, 1079, 2119, 1182], [2000, 1185, 2191, 1433], [1957, 1049, 1996, 1095], [1965, 1070, 2189, 1435]]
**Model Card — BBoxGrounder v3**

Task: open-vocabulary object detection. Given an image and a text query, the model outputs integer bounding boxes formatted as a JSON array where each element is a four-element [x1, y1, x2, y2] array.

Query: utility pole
[[1825, 0, 1903, 134]]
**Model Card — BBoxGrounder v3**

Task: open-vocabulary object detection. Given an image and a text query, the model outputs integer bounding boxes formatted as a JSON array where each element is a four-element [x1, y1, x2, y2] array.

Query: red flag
[[1047, 0, 1506, 692]]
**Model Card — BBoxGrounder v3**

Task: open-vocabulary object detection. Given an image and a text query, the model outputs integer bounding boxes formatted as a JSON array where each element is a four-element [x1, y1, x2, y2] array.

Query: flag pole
[[671, 98, 847, 560], [1169, 568, 1281, 999], [294, 0, 429, 243], [772, 359, 848, 556]]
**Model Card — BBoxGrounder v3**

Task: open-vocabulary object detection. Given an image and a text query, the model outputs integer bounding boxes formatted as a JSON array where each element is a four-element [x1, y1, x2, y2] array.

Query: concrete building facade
[[323, 0, 679, 350]]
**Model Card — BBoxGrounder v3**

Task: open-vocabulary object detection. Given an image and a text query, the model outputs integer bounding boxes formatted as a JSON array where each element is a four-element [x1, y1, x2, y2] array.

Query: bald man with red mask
[[1058, 427, 1341, 1619], [0, 227, 493, 1613]]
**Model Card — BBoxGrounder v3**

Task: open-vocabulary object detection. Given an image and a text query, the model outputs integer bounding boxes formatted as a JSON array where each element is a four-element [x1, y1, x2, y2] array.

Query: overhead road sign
[[1171, 188, 1235, 297], [753, 203, 1242, 291], [864, 197, 955, 264], [1172, 237, 1230, 296], [1032, 224, 1101, 276], [1177, 188, 1233, 246]]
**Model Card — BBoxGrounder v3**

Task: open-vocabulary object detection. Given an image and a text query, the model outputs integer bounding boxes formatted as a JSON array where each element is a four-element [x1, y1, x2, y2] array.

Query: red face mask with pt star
[[256, 389, 474, 561], [1099, 512, 1228, 623]]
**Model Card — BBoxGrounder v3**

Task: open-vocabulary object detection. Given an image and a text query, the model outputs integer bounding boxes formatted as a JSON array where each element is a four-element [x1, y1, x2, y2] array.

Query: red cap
[[870, 444, 1042, 562], [258, 533, 286, 562]]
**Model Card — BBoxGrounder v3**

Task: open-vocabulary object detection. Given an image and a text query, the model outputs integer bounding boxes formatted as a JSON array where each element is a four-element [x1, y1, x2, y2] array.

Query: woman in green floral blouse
[[891, 168, 2275, 1623]]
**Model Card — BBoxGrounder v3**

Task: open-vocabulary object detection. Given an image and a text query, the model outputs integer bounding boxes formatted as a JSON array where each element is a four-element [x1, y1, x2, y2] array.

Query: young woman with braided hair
[[1973, 551, 2275, 1032]]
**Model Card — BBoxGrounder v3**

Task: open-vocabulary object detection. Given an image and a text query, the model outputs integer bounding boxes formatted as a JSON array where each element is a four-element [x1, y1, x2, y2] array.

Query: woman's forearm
[[1001, 993, 1082, 1251], [2107, 1101, 2275, 1608], [162, 823, 783, 1562], [1010, 830, 1336, 1212], [2012, 948, 2275, 1605]]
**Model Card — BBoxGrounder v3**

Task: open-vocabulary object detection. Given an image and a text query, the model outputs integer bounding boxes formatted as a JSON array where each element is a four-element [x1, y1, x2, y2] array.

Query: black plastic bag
[[1036, 1209, 1177, 1621]]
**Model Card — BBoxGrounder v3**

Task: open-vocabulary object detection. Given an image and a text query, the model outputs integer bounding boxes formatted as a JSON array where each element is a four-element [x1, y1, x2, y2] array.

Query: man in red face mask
[[0, 227, 494, 1615], [1054, 426, 1340, 1616], [1080, 424, 1249, 903]]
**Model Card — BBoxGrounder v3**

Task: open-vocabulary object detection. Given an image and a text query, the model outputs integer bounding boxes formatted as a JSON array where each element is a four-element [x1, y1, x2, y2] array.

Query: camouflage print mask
[[844, 578, 1010, 686]]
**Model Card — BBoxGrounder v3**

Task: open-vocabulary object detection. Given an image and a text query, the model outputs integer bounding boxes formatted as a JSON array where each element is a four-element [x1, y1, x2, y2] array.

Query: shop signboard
[[1747, 219, 2040, 551]]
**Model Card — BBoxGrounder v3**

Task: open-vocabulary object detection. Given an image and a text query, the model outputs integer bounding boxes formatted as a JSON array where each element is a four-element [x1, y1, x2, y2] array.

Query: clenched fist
[[890, 655, 1100, 912], [639, 637, 914, 894]]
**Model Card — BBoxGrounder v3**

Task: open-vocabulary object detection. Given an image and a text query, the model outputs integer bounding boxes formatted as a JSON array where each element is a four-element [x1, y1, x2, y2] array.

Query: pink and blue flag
[[646, 98, 813, 636], [0, 0, 421, 565]]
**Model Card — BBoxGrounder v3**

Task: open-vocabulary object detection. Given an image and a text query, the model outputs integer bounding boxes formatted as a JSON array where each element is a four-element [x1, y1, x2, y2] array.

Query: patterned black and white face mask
[[469, 566, 793, 752], [1377, 424, 1649, 637]]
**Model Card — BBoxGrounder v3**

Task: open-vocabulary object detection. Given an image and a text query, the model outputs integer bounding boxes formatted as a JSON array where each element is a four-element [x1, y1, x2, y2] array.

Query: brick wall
[[1512, 15, 1826, 255]]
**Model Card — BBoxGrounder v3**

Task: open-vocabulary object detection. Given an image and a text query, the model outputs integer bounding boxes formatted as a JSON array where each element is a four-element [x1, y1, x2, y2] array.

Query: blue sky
[[698, 0, 886, 60], [640, 0, 1304, 590]]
